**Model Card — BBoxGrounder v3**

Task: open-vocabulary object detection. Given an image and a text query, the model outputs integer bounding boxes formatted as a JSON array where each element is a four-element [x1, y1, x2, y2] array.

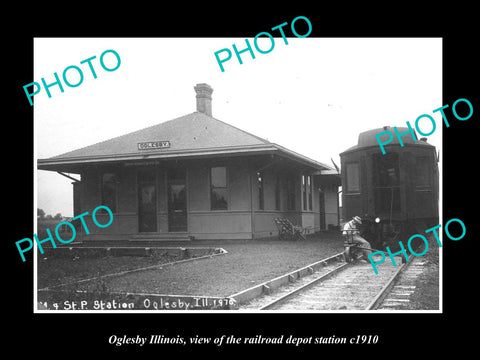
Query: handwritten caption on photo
[[38, 295, 234, 311]]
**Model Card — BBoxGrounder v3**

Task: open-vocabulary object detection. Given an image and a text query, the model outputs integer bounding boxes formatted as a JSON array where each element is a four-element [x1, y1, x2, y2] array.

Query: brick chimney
[[194, 83, 213, 116]]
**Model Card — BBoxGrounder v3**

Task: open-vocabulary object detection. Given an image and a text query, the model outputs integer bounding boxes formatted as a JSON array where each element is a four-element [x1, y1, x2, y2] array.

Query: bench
[[274, 218, 307, 241]]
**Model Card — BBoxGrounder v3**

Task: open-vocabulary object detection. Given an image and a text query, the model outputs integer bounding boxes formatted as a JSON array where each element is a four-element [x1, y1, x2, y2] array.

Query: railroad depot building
[[38, 84, 340, 241]]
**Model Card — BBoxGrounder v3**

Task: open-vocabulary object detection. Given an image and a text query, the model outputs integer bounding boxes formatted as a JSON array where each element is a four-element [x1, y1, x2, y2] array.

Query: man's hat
[[353, 216, 362, 224]]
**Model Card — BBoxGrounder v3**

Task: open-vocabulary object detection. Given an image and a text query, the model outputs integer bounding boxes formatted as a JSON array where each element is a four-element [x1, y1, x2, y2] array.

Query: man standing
[[343, 216, 372, 262]]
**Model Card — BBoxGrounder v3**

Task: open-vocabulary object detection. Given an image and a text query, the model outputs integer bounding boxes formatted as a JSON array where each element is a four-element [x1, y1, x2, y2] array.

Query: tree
[[37, 208, 45, 219], [54, 213, 62, 220]]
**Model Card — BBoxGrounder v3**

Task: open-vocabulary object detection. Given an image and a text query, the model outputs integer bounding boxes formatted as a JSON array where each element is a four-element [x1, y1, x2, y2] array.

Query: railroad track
[[241, 254, 409, 311], [375, 257, 427, 310]]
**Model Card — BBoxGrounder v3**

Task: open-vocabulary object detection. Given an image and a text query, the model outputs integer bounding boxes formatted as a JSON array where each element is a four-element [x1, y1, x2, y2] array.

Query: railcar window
[[345, 163, 360, 193], [373, 153, 400, 187], [415, 157, 431, 188], [372, 153, 400, 212]]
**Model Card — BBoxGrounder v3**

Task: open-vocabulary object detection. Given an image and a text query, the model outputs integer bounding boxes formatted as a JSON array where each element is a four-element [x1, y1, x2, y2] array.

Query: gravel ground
[[376, 233, 440, 310], [266, 261, 400, 310], [407, 238, 440, 309], [47, 233, 344, 297]]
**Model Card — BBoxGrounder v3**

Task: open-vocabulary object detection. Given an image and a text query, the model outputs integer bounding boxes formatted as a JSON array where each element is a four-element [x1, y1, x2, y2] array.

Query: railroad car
[[340, 126, 439, 250]]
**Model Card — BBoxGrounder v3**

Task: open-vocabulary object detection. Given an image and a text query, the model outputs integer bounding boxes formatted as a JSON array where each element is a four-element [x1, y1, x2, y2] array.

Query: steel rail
[[258, 262, 351, 310], [259, 255, 413, 311], [365, 256, 415, 310]]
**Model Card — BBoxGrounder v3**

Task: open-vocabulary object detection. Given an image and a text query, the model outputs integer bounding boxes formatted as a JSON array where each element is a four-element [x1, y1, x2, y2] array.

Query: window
[[257, 171, 264, 210], [138, 169, 157, 232], [373, 153, 399, 187], [372, 153, 400, 212], [308, 175, 313, 211], [101, 173, 117, 213], [211, 167, 228, 210], [73, 181, 82, 217], [275, 176, 281, 211], [302, 175, 307, 210], [415, 157, 431, 188], [286, 176, 296, 210], [302, 175, 313, 211], [345, 163, 360, 193]]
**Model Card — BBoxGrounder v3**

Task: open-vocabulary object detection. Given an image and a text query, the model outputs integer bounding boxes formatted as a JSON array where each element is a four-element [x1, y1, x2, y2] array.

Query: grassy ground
[[37, 252, 182, 289], [38, 233, 344, 296]]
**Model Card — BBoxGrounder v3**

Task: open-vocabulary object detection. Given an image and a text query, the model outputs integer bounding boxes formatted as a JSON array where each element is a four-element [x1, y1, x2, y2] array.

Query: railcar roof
[[340, 126, 435, 155]]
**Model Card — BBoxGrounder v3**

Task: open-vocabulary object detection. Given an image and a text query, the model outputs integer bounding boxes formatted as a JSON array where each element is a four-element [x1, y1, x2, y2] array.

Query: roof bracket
[[57, 172, 80, 182]]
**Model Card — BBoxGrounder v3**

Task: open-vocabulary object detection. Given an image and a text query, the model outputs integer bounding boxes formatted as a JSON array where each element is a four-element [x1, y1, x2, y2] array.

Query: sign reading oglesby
[[137, 141, 171, 150]]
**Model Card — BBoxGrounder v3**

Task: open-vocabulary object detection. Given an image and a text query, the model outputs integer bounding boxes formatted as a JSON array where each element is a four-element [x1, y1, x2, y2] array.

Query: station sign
[[137, 141, 171, 150]]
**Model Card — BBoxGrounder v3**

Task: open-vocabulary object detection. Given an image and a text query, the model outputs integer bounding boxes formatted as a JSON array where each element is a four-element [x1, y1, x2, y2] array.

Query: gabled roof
[[49, 112, 271, 159], [38, 111, 336, 174]]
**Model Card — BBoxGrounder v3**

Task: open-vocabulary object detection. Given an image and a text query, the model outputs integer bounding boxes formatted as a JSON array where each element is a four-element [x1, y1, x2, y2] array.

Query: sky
[[34, 37, 442, 217]]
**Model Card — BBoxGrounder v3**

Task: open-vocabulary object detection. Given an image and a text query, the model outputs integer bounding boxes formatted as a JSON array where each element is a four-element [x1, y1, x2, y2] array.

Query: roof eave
[[37, 145, 280, 171], [38, 143, 336, 174], [272, 143, 335, 172]]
